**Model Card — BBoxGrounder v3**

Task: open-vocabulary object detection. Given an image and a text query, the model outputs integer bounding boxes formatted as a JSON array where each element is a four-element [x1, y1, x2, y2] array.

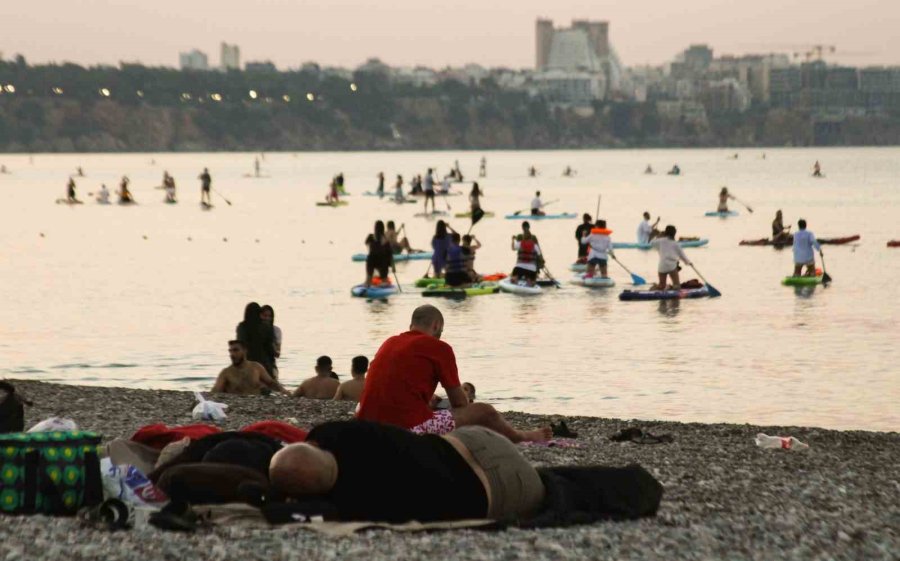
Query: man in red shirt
[[357, 305, 550, 442]]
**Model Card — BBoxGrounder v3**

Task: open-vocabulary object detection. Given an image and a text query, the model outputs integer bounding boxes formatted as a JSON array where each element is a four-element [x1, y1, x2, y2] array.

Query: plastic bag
[[100, 458, 168, 505], [27, 417, 78, 432], [192, 392, 228, 421]]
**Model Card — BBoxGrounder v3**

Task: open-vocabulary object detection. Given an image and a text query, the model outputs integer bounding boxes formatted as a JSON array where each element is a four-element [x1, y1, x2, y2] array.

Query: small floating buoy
[[187, 237, 192, 241], [39, 232, 45, 237], [255, 239, 260, 243], [222, 237, 228, 242], [142, 235, 148, 240]]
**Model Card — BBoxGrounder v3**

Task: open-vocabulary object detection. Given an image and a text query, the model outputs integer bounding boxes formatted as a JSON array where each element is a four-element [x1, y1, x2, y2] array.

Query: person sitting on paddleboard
[[637, 212, 661, 245], [644, 164, 654, 174], [444, 233, 471, 288], [717, 187, 735, 213], [530, 191, 546, 216], [510, 226, 542, 287], [365, 220, 394, 287], [575, 213, 592, 260], [336, 172, 346, 195], [462, 234, 482, 282], [97, 184, 110, 204], [119, 176, 134, 203], [199, 167, 212, 205], [792, 219, 822, 278], [651, 225, 692, 291], [581, 219, 614, 278], [812, 161, 822, 177], [386, 221, 419, 254], [772, 210, 791, 244]]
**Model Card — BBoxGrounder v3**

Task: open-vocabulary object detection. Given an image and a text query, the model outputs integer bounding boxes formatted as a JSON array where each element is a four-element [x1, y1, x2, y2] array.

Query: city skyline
[[3, 0, 899, 69]]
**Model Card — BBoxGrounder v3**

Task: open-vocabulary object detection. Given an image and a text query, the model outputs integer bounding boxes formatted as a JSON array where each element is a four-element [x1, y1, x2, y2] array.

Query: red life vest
[[517, 238, 537, 264]]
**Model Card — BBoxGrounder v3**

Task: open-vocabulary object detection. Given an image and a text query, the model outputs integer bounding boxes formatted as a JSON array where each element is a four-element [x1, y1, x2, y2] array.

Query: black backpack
[[0, 381, 29, 433]]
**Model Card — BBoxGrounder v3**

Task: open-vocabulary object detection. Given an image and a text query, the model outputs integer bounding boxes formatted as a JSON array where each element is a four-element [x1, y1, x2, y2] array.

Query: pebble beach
[[1, 380, 897, 561]]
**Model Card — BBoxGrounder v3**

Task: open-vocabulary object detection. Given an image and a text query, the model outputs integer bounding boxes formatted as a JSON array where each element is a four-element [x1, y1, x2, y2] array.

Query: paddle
[[733, 196, 754, 213], [466, 207, 485, 236], [688, 263, 722, 297], [392, 264, 403, 293], [442, 193, 452, 212], [513, 199, 558, 216], [213, 188, 232, 206], [595, 194, 601, 219], [819, 251, 832, 284], [541, 266, 561, 288], [610, 254, 646, 285]]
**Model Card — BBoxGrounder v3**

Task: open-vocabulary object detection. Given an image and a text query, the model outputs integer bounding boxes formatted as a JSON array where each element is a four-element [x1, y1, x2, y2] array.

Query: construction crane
[[792, 45, 837, 63]]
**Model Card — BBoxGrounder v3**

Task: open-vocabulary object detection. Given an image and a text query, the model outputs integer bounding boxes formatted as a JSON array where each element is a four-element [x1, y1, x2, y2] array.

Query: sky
[[2, 0, 899, 69]]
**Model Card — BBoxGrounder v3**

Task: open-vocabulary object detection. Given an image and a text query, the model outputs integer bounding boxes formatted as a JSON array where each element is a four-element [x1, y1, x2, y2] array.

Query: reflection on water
[[1, 147, 898, 431]]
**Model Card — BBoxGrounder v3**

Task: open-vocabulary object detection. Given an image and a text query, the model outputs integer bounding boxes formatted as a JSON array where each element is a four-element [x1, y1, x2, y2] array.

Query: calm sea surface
[[1, 148, 897, 431]]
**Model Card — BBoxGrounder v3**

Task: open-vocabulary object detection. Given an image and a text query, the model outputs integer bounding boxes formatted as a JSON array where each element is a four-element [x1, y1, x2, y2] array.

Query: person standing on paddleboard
[[575, 214, 593, 260], [650, 225, 692, 290], [469, 182, 484, 221], [792, 219, 822, 277], [66, 177, 79, 203], [199, 168, 212, 205], [581, 219, 614, 278], [423, 168, 436, 214]]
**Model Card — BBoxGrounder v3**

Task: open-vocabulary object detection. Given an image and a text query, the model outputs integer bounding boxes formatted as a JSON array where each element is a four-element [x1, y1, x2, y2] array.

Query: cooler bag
[[0, 430, 103, 515]]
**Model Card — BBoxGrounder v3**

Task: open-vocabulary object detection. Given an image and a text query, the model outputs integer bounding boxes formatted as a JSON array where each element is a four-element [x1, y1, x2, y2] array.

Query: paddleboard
[[569, 274, 616, 288], [407, 191, 463, 197], [781, 275, 824, 286], [619, 287, 711, 301], [55, 198, 83, 205], [612, 239, 709, 249], [454, 211, 495, 219], [351, 252, 432, 263], [351, 284, 398, 298], [414, 211, 449, 217], [888, 240, 900, 248], [201, 202, 214, 210], [504, 213, 577, 220], [498, 278, 543, 295], [415, 273, 507, 288], [704, 211, 738, 217], [740, 235, 859, 246], [422, 282, 500, 298], [569, 261, 587, 272], [316, 201, 349, 207]]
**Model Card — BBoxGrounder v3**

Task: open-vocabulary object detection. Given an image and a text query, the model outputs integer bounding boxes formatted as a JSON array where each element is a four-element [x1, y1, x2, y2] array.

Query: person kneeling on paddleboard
[[581, 219, 614, 278], [510, 228, 542, 287], [365, 221, 394, 287], [651, 225, 692, 290], [792, 219, 821, 277], [444, 233, 471, 288], [637, 212, 660, 244], [462, 234, 482, 282]]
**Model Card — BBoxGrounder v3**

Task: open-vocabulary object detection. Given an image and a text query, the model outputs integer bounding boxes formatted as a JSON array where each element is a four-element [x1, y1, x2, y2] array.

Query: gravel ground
[[1, 380, 897, 561]]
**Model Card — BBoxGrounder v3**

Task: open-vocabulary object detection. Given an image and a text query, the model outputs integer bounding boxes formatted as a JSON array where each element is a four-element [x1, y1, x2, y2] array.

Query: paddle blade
[[705, 283, 722, 297], [471, 208, 485, 226], [630, 273, 647, 286], [822, 271, 832, 284]]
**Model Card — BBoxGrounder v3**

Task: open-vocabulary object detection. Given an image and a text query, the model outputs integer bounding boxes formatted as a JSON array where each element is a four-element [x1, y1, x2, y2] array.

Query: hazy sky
[[3, 0, 899, 69]]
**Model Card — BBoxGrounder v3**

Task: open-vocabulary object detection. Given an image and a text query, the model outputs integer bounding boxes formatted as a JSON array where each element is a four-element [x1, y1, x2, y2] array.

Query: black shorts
[[445, 271, 469, 287], [202, 185, 210, 192], [577, 243, 588, 258], [425, 190, 435, 200], [512, 267, 537, 281], [366, 258, 390, 279]]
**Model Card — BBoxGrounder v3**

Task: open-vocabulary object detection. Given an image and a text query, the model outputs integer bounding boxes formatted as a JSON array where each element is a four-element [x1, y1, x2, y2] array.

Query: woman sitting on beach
[[236, 302, 276, 376]]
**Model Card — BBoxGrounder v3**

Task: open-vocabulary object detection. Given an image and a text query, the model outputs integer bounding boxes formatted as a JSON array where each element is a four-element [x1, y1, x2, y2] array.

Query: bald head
[[410, 305, 444, 339], [269, 443, 338, 497]]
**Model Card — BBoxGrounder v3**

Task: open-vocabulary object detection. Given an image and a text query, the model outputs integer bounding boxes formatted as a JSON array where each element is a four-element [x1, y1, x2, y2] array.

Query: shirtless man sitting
[[294, 356, 341, 399], [333, 356, 368, 402], [211, 340, 288, 395]]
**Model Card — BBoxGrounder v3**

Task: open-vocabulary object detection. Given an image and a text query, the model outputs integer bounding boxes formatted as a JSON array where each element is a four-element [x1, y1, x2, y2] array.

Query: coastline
[[1, 380, 897, 560]]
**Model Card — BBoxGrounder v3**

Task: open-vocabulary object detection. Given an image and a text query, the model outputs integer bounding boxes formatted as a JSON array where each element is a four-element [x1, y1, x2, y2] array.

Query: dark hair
[[387, 220, 396, 229], [643, 211, 650, 219], [243, 302, 261, 324], [228, 340, 246, 349], [260, 304, 275, 321], [522, 221, 531, 230], [434, 220, 447, 239], [583, 213, 592, 222], [374, 220, 385, 240], [463, 381, 475, 394], [536, 191, 541, 196], [470, 182, 481, 196], [462, 234, 472, 244], [798, 219, 807, 229], [664, 225, 677, 239], [316, 356, 332, 368], [451, 232, 461, 243], [351, 356, 369, 375], [596, 219, 606, 228]]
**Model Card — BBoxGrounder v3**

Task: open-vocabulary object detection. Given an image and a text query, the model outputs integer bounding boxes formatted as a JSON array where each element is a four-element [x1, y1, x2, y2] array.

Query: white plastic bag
[[192, 391, 228, 421], [100, 458, 168, 505], [27, 417, 78, 432]]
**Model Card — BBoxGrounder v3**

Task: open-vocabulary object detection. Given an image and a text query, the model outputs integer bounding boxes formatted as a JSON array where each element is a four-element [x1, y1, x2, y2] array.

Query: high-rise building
[[221, 42, 240, 71], [179, 49, 209, 71], [533, 18, 622, 101], [535, 19, 554, 70]]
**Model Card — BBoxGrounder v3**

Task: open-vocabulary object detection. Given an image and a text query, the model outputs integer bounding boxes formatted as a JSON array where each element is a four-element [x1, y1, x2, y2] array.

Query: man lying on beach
[[269, 420, 545, 523], [333, 355, 367, 402], [211, 340, 288, 396], [293, 356, 340, 399], [356, 305, 551, 442]]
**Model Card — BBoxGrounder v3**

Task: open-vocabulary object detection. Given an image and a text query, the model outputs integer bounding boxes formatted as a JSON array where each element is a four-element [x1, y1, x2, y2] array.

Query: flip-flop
[[551, 420, 578, 438]]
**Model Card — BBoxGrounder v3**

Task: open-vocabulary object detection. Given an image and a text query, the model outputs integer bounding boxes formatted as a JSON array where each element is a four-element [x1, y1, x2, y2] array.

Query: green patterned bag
[[0, 430, 103, 515]]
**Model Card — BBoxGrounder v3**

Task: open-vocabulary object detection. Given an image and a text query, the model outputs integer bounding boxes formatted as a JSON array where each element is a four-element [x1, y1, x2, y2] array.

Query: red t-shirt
[[357, 330, 460, 428]]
